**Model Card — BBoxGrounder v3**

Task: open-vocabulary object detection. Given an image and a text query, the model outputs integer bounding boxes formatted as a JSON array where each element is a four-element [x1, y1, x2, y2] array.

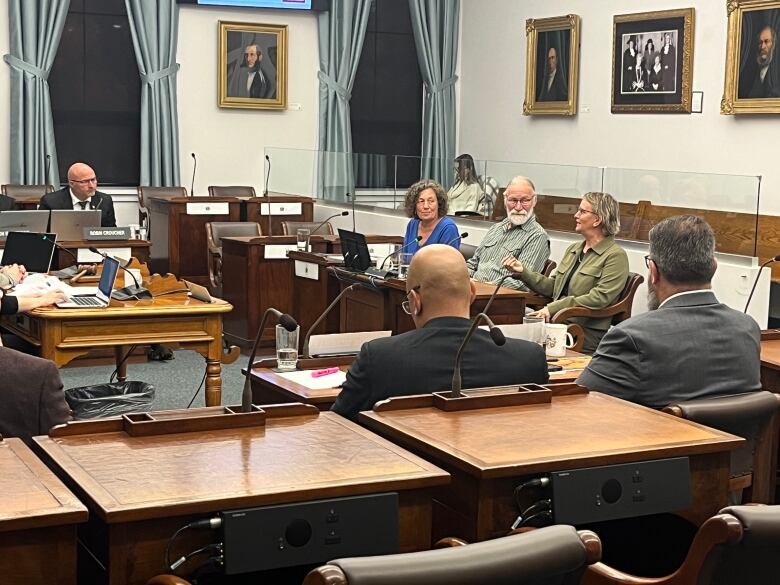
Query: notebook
[[56, 256, 120, 308]]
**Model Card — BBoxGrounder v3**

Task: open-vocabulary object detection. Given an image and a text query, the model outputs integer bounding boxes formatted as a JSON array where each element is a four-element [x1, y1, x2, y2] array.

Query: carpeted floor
[[58, 349, 273, 412]]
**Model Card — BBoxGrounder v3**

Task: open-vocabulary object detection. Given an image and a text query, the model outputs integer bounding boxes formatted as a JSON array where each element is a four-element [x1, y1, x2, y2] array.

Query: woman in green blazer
[[502, 192, 628, 353]]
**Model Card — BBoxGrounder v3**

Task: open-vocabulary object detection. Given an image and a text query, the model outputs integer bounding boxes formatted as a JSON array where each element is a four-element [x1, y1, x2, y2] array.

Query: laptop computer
[[49, 210, 102, 240], [337, 229, 372, 272], [184, 279, 214, 303], [56, 255, 120, 308], [0, 211, 50, 238], [2, 231, 57, 273]]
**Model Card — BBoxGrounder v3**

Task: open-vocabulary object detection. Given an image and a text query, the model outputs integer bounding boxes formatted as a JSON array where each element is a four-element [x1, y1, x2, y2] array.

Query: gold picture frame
[[523, 14, 580, 116], [721, 0, 780, 114], [218, 21, 287, 110], [611, 8, 695, 113]]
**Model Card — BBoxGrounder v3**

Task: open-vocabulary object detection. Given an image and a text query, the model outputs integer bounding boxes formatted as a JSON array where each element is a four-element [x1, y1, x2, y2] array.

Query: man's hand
[[529, 306, 551, 322], [502, 255, 524, 274], [1, 263, 27, 284]]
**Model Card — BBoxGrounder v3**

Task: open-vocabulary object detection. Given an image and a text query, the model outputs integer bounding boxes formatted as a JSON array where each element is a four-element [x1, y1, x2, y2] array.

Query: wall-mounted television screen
[[177, 0, 328, 10]]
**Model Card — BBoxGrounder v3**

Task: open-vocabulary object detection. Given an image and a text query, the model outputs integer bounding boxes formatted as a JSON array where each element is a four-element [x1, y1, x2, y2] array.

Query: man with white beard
[[465, 176, 550, 291], [577, 215, 761, 408]]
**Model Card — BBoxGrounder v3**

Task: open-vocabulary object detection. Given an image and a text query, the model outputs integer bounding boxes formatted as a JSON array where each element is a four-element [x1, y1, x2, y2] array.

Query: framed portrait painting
[[722, 0, 780, 114], [218, 21, 287, 110], [523, 14, 580, 116], [611, 8, 695, 113]]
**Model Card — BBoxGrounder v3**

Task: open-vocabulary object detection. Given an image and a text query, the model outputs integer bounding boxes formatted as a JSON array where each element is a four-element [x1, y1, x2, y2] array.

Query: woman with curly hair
[[402, 179, 461, 256]]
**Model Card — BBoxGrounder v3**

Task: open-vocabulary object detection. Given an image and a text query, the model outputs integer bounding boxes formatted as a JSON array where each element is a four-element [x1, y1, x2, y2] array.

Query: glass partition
[[265, 147, 763, 257]]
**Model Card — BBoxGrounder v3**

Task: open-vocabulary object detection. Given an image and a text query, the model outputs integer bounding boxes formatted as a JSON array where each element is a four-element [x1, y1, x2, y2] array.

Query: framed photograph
[[523, 14, 580, 116], [722, 0, 780, 114], [218, 21, 287, 110], [611, 8, 695, 113]]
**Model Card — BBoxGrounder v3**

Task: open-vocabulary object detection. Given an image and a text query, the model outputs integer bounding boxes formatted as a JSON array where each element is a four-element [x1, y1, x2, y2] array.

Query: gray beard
[[646, 278, 659, 311]]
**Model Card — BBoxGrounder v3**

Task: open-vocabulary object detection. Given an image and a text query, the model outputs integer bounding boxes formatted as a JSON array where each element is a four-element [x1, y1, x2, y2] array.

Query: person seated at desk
[[577, 215, 761, 408], [0, 345, 71, 444], [502, 192, 628, 353], [331, 244, 548, 420], [39, 161, 117, 227], [447, 154, 482, 214], [467, 176, 549, 291], [0, 287, 67, 354], [402, 179, 461, 256]]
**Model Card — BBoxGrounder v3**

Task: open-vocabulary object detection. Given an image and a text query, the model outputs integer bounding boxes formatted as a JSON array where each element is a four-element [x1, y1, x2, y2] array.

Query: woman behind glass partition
[[403, 180, 461, 257], [447, 154, 482, 214]]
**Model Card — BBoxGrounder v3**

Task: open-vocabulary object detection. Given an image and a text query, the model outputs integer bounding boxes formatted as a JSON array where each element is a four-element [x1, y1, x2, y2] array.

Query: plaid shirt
[[466, 215, 550, 291]]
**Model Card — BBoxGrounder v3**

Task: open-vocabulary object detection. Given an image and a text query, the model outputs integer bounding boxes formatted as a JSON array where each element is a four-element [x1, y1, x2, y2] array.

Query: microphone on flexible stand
[[366, 236, 422, 279], [451, 312, 506, 398], [49, 237, 79, 267], [88, 246, 153, 300], [190, 153, 197, 197], [744, 254, 780, 313], [242, 309, 298, 412], [444, 232, 468, 248], [346, 192, 356, 231], [263, 155, 271, 197], [302, 283, 358, 358], [483, 273, 523, 316], [309, 211, 349, 237]]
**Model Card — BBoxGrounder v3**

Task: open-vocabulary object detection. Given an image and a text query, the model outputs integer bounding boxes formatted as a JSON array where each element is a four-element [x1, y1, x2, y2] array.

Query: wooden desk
[[360, 391, 742, 542], [0, 437, 87, 585], [33, 405, 449, 585], [1, 274, 233, 406], [333, 267, 546, 335], [248, 352, 588, 411], [54, 239, 150, 268], [148, 196, 242, 285], [243, 195, 314, 235]]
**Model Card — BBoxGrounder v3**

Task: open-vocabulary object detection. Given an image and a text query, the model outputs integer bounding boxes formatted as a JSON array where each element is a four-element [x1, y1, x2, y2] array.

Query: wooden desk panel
[[361, 392, 742, 542], [0, 438, 87, 585], [34, 406, 448, 585], [289, 251, 344, 338], [244, 195, 314, 235], [55, 239, 150, 269]]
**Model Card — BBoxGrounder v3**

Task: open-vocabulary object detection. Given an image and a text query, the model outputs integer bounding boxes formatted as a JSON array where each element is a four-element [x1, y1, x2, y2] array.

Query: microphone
[[451, 312, 506, 398], [302, 284, 358, 358], [88, 246, 153, 300], [346, 192, 356, 231], [263, 155, 271, 197], [90, 195, 104, 212], [50, 237, 79, 266], [242, 308, 298, 412], [744, 254, 780, 312], [483, 273, 522, 316], [190, 153, 197, 196], [366, 236, 422, 279], [444, 232, 468, 248], [309, 211, 349, 237]]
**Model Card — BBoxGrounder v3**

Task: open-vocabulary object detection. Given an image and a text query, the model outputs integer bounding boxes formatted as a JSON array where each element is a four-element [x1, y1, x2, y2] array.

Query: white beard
[[508, 210, 532, 226]]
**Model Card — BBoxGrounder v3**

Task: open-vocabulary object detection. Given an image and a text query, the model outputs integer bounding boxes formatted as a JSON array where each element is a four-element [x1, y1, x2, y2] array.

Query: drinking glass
[[522, 316, 545, 345], [296, 228, 311, 252], [276, 324, 300, 370], [397, 253, 413, 279]]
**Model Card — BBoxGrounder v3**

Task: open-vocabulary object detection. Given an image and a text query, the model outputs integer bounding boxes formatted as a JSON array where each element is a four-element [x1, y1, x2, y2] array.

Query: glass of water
[[296, 228, 310, 252], [522, 316, 545, 345], [397, 252, 412, 279], [276, 324, 300, 371]]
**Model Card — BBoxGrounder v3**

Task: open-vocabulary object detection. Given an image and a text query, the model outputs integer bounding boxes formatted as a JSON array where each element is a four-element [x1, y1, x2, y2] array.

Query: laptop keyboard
[[70, 296, 103, 307]]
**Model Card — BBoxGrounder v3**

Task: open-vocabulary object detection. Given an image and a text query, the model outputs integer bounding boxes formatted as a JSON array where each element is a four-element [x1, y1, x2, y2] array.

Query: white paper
[[309, 330, 392, 357], [366, 243, 394, 258], [77, 247, 131, 263], [186, 202, 229, 215], [480, 323, 535, 341], [264, 244, 297, 259], [10, 273, 90, 299], [294, 260, 319, 281], [275, 369, 347, 390], [259, 202, 302, 216]]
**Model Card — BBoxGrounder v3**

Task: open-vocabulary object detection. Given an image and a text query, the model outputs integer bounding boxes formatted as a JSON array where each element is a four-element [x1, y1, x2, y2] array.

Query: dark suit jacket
[[577, 291, 761, 409], [538, 70, 568, 102], [0, 347, 71, 444], [331, 316, 550, 420], [39, 188, 117, 227], [0, 196, 15, 211]]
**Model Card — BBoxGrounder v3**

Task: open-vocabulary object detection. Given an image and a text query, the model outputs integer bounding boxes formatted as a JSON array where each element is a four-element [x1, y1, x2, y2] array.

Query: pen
[[311, 367, 340, 378]]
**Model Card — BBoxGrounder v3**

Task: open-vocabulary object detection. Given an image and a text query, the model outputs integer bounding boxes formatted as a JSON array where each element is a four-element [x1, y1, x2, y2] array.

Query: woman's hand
[[502, 255, 524, 274], [529, 307, 551, 322]]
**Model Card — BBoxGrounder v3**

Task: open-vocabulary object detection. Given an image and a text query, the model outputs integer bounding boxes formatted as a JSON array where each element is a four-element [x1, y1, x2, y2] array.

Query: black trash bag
[[65, 382, 155, 420]]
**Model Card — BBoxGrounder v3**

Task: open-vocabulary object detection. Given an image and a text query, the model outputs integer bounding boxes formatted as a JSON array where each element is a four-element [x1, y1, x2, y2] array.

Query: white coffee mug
[[544, 323, 574, 357]]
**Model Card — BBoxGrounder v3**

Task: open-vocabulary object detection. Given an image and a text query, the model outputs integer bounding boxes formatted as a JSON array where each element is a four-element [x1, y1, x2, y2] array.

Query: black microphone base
[[365, 267, 394, 279], [112, 286, 153, 301]]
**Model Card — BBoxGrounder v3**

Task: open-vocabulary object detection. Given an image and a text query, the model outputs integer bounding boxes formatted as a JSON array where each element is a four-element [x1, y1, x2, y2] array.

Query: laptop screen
[[337, 229, 371, 271], [97, 256, 121, 301], [2, 232, 57, 273]]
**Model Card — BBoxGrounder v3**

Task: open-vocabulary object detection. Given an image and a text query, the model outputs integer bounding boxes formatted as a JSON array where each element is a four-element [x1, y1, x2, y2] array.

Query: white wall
[[458, 0, 774, 215]]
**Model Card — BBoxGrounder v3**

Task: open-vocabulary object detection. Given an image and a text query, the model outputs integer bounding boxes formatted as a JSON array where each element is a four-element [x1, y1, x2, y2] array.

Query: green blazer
[[517, 236, 629, 351]]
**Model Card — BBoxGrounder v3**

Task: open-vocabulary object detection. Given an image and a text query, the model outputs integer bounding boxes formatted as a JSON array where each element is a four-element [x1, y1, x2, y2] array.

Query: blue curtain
[[3, 0, 70, 185], [125, 0, 181, 186], [316, 0, 373, 201], [408, 0, 459, 187]]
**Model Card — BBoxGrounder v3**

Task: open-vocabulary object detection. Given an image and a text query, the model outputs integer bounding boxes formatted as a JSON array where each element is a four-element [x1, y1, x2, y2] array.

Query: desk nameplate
[[260, 202, 303, 216], [186, 202, 230, 215], [295, 260, 319, 281], [264, 244, 297, 259]]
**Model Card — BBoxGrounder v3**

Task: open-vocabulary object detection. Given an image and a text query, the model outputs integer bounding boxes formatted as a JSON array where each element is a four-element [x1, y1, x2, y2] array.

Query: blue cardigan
[[403, 216, 461, 256]]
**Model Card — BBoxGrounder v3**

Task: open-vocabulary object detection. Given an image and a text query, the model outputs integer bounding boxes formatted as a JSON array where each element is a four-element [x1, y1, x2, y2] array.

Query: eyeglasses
[[505, 197, 535, 208], [401, 285, 421, 315], [644, 254, 652, 268], [575, 207, 596, 216], [70, 177, 97, 184]]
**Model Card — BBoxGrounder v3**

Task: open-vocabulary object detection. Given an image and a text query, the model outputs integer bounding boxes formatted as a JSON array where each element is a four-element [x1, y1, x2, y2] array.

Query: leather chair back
[[710, 505, 780, 585], [303, 526, 601, 585], [489, 188, 507, 222], [205, 221, 262, 289], [542, 258, 557, 276], [207, 185, 256, 198], [1, 184, 54, 200], [664, 391, 780, 503], [282, 221, 334, 236], [137, 186, 187, 232], [459, 243, 477, 260]]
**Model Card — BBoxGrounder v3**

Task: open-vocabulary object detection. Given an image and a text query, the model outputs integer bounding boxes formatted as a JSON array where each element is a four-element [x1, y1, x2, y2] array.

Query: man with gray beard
[[466, 176, 550, 291], [739, 24, 780, 98], [577, 215, 761, 408]]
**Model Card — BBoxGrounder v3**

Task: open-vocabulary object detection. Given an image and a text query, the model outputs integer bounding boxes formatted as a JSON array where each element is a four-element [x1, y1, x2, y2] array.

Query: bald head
[[67, 162, 98, 200], [406, 245, 475, 327]]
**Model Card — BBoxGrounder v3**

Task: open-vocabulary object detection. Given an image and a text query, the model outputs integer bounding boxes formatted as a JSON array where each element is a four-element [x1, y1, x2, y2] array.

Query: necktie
[[78, 201, 88, 210]]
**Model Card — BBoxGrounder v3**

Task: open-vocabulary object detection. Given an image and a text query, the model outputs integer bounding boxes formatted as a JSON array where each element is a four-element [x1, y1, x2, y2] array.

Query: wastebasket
[[65, 381, 155, 420]]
